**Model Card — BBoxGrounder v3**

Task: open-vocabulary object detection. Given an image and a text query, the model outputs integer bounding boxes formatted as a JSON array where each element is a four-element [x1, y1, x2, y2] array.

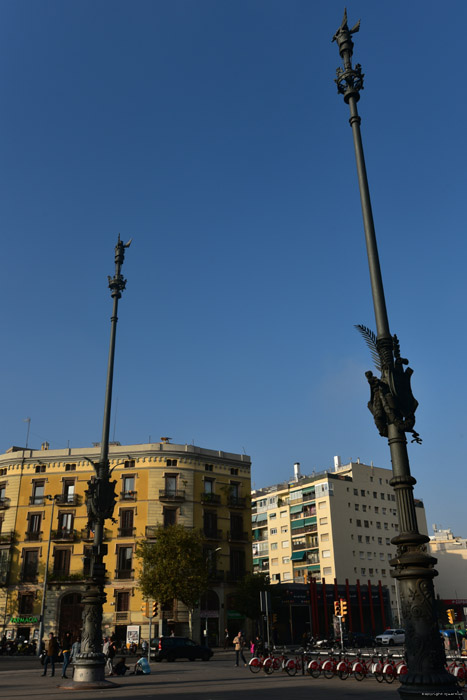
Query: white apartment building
[[252, 457, 428, 623]]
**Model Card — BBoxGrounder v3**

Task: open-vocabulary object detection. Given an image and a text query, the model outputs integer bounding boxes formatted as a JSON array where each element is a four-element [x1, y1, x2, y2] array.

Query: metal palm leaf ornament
[[355, 324, 421, 444]]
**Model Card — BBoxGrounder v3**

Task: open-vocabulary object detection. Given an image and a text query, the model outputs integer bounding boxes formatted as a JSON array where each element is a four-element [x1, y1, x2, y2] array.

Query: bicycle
[[307, 653, 324, 678], [447, 657, 466, 687], [382, 654, 407, 683]]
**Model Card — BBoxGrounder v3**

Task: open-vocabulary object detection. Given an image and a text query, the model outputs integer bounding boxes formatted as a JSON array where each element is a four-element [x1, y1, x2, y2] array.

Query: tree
[[233, 573, 270, 621], [136, 525, 209, 634]]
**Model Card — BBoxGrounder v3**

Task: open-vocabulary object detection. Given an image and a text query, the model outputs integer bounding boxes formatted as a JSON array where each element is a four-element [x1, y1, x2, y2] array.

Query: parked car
[[375, 629, 405, 646], [349, 632, 375, 648], [150, 637, 213, 662]]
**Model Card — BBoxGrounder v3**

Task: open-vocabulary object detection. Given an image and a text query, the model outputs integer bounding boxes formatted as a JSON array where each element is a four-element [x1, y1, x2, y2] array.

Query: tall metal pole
[[332, 12, 461, 699], [71, 235, 131, 688], [37, 495, 56, 655]]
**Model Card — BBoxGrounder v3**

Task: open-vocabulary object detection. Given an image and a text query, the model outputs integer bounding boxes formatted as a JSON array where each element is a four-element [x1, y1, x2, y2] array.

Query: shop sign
[[10, 616, 39, 624]]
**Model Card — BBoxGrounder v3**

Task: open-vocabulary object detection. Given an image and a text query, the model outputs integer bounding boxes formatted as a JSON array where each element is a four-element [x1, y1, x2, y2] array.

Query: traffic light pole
[[332, 13, 461, 699]]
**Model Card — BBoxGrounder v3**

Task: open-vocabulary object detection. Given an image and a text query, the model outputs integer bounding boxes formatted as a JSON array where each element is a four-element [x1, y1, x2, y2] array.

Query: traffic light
[[334, 601, 340, 616], [340, 599, 348, 618], [152, 601, 158, 618], [141, 602, 149, 617], [447, 609, 455, 624]]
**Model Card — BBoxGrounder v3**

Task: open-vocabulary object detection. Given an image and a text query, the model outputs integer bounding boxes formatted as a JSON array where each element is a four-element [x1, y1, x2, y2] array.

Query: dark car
[[150, 637, 213, 662]]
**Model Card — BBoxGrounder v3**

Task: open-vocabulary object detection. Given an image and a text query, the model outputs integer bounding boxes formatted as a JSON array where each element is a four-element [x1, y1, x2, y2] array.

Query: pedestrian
[[112, 657, 129, 676], [61, 631, 72, 678], [105, 638, 116, 676], [131, 656, 151, 675], [70, 637, 81, 668], [233, 631, 247, 667], [141, 639, 148, 656], [223, 628, 229, 649], [42, 633, 59, 677]]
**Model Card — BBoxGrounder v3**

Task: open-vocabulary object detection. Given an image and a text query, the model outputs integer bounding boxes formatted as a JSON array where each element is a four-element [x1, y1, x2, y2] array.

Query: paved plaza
[[0, 650, 429, 700]]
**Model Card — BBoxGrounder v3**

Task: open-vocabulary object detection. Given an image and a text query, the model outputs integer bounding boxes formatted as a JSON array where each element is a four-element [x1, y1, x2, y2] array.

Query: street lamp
[[71, 236, 131, 687], [332, 12, 460, 699], [37, 494, 58, 655]]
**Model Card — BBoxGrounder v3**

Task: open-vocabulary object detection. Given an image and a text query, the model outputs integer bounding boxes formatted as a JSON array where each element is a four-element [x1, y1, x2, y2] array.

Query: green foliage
[[233, 573, 269, 620], [136, 525, 209, 610]]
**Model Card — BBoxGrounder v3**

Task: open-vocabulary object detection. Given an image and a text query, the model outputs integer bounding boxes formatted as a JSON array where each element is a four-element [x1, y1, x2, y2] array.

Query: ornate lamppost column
[[71, 236, 131, 687], [332, 12, 461, 699]]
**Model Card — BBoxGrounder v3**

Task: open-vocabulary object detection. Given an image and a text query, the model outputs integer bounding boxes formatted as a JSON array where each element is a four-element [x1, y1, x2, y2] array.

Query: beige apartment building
[[0, 441, 251, 646], [252, 457, 428, 623], [428, 527, 467, 603]]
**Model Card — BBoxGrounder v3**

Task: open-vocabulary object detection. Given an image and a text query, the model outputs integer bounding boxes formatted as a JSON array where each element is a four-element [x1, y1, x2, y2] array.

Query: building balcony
[[145, 526, 158, 539], [49, 570, 85, 583], [29, 496, 45, 506], [55, 494, 80, 507], [115, 569, 134, 580], [115, 611, 131, 624], [159, 489, 185, 502], [120, 491, 137, 502], [291, 524, 317, 536], [51, 529, 78, 542], [0, 531, 15, 545], [202, 528, 222, 541], [25, 531, 42, 542], [200, 493, 221, 505], [0, 497, 10, 510], [227, 496, 246, 509], [228, 531, 249, 543], [118, 527, 136, 538], [81, 528, 111, 542], [21, 569, 38, 583]]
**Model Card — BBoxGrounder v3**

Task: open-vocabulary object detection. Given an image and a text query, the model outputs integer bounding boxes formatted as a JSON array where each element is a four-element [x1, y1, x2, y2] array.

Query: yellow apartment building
[[252, 457, 428, 624], [0, 441, 251, 647]]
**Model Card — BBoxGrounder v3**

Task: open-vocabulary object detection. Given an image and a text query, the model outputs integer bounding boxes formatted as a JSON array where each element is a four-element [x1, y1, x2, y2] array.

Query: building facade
[[428, 526, 467, 628], [252, 457, 428, 627], [0, 441, 251, 647]]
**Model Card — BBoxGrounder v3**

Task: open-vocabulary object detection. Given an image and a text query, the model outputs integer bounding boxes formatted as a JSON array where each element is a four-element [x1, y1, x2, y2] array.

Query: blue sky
[[1, 1, 466, 537]]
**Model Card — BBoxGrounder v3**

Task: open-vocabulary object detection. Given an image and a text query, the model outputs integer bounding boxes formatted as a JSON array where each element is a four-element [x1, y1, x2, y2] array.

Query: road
[[0, 649, 415, 700]]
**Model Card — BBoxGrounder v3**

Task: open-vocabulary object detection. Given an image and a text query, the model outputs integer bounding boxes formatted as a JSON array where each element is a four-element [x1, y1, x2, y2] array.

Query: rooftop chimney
[[293, 462, 301, 481], [333, 455, 341, 470]]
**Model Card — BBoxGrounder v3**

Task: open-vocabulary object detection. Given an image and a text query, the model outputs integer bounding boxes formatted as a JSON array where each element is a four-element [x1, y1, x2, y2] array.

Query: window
[[62, 480, 75, 503], [163, 508, 177, 527], [376, 522, 381, 529], [359, 551, 364, 559], [53, 548, 71, 576], [384, 523, 389, 530], [365, 536, 370, 543], [382, 507, 387, 515], [122, 475, 135, 499], [205, 463, 213, 472], [35, 465, 46, 473], [361, 568, 366, 575], [271, 542, 278, 550], [271, 573, 280, 582], [380, 552, 384, 560], [0, 468, 6, 476], [369, 568, 374, 576], [269, 512, 276, 519], [319, 517, 328, 526], [230, 549, 245, 579], [323, 567, 332, 576], [358, 535, 362, 543], [364, 520, 369, 528], [378, 537, 382, 545], [355, 504, 359, 511], [321, 550, 331, 558], [282, 572, 292, 581], [281, 541, 289, 548], [230, 513, 243, 538], [31, 481, 45, 505], [353, 489, 358, 496], [282, 556, 290, 564], [270, 528, 277, 535], [124, 460, 135, 469], [381, 493, 385, 500], [382, 569, 387, 576], [230, 468, 238, 476], [27, 513, 42, 540], [116, 591, 130, 611], [361, 490, 365, 497], [356, 519, 362, 527], [164, 474, 177, 496], [117, 546, 133, 577], [280, 511, 287, 518], [119, 509, 134, 536], [367, 552, 372, 559], [321, 533, 329, 542], [318, 501, 326, 510], [19, 593, 34, 615], [58, 511, 73, 534], [386, 538, 390, 545], [281, 526, 288, 533], [65, 463, 76, 471], [204, 478, 214, 494], [166, 459, 178, 467], [203, 511, 217, 537], [271, 558, 278, 566], [373, 491, 377, 498], [374, 506, 379, 513], [362, 505, 367, 512]]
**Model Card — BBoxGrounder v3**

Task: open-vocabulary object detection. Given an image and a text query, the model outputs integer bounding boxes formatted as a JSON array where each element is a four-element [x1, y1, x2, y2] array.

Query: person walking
[[233, 631, 247, 667], [61, 631, 72, 678], [42, 633, 59, 677]]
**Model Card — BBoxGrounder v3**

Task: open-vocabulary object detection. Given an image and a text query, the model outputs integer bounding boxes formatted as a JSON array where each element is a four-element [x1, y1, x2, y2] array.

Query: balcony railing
[[228, 531, 249, 543], [227, 496, 246, 508], [145, 526, 158, 539], [200, 493, 221, 505], [81, 528, 110, 542], [0, 497, 11, 510], [118, 527, 136, 537], [29, 496, 45, 506], [120, 491, 137, 502], [51, 529, 78, 542], [49, 570, 85, 582], [159, 489, 185, 502], [291, 524, 317, 536], [0, 531, 15, 545], [115, 611, 131, 623], [55, 494, 80, 506], [115, 568, 135, 580], [25, 531, 42, 542], [202, 528, 222, 540]]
